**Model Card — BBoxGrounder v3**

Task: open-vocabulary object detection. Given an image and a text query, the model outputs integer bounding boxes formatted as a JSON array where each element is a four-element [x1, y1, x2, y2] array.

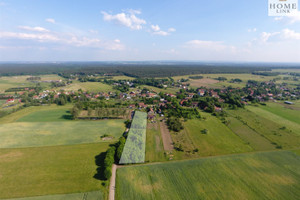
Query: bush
[[104, 167, 112, 179]]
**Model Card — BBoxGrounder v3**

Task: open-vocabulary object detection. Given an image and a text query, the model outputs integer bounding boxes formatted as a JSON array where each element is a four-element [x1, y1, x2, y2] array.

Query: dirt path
[[159, 119, 174, 151], [109, 164, 117, 200]]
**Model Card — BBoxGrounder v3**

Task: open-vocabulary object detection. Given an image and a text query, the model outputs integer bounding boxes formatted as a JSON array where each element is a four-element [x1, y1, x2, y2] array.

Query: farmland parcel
[[116, 151, 300, 200], [119, 111, 147, 164]]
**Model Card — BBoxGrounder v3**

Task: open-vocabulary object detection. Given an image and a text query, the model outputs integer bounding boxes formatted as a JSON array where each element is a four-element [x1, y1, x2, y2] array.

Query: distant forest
[[0, 62, 299, 78]]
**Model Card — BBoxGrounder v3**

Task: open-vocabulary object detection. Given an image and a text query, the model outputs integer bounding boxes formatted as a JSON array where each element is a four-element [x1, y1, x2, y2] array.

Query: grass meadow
[[0, 100, 6, 106], [227, 107, 300, 149], [172, 112, 253, 159], [116, 151, 300, 200], [0, 120, 125, 148], [60, 81, 115, 93], [0, 143, 109, 199], [0, 105, 125, 148], [0, 75, 63, 92], [172, 73, 275, 89], [16, 107, 73, 122], [1, 191, 103, 200], [250, 102, 300, 126], [226, 116, 276, 151], [0, 105, 72, 124], [145, 121, 166, 163]]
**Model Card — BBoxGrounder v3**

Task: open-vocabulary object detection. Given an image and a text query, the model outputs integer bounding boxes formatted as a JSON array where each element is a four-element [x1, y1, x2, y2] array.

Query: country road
[[109, 164, 117, 200]]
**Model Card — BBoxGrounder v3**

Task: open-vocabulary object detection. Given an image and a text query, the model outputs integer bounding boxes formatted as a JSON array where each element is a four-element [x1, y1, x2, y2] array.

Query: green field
[[0, 104, 125, 148], [0, 105, 72, 124], [246, 105, 300, 135], [172, 73, 275, 89], [0, 143, 108, 199], [16, 107, 72, 122], [0, 75, 64, 92], [251, 102, 300, 125], [135, 85, 179, 94], [226, 116, 275, 151], [227, 107, 300, 149], [2, 191, 103, 200], [116, 151, 300, 200], [145, 121, 166, 163], [0, 120, 125, 148], [173, 112, 253, 158], [60, 81, 115, 93]]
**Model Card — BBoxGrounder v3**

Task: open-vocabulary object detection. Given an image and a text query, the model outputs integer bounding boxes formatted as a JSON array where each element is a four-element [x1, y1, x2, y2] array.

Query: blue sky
[[0, 0, 300, 62]]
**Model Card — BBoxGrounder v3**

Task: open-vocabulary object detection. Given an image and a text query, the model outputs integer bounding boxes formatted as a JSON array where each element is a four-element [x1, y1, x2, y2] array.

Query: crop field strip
[[145, 119, 166, 163], [247, 103, 300, 132], [1, 191, 103, 200], [226, 107, 300, 149], [119, 111, 147, 164], [116, 151, 300, 200], [0, 120, 125, 148]]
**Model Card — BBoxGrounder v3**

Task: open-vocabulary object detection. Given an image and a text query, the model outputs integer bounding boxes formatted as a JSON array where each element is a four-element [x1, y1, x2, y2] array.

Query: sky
[[0, 0, 300, 62]]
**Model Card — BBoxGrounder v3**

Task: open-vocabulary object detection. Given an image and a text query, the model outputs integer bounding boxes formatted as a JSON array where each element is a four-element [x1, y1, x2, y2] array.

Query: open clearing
[[227, 107, 300, 149], [16, 107, 72, 122], [246, 105, 300, 135], [172, 73, 275, 88], [1, 191, 103, 200], [60, 81, 115, 92], [189, 78, 219, 88], [226, 116, 275, 151], [116, 151, 300, 200], [0, 143, 108, 199], [174, 112, 253, 158], [0, 75, 63, 92], [145, 120, 166, 162], [253, 102, 300, 125], [0, 120, 125, 148], [0, 105, 72, 124]]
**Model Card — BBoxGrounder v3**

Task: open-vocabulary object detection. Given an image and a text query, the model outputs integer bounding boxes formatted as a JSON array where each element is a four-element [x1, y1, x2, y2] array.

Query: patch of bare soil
[[190, 78, 219, 88], [0, 151, 23, 162], [159, 120, 174, 151], [277, 102, 300, 111], [101, 136, 114, 141]]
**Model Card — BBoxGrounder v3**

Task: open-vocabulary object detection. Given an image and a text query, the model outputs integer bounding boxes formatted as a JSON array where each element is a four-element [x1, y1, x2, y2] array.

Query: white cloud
[[0, 31, 58, 42], [46, 18, 56, 24], [273, 11, 300, 24], [18, 26, 50, 33], [101, 10, 146, 30], [151, 25, 160, 32], [184, 40, 232, 51], [153, 30, 169, 36], [256, 29, 300, 43], [0, 31, 124, 50], [260, 32, 277, 43], [150, 25, 175, 36], [281, 29, 300, 40], [248, 28, 257, 32]]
